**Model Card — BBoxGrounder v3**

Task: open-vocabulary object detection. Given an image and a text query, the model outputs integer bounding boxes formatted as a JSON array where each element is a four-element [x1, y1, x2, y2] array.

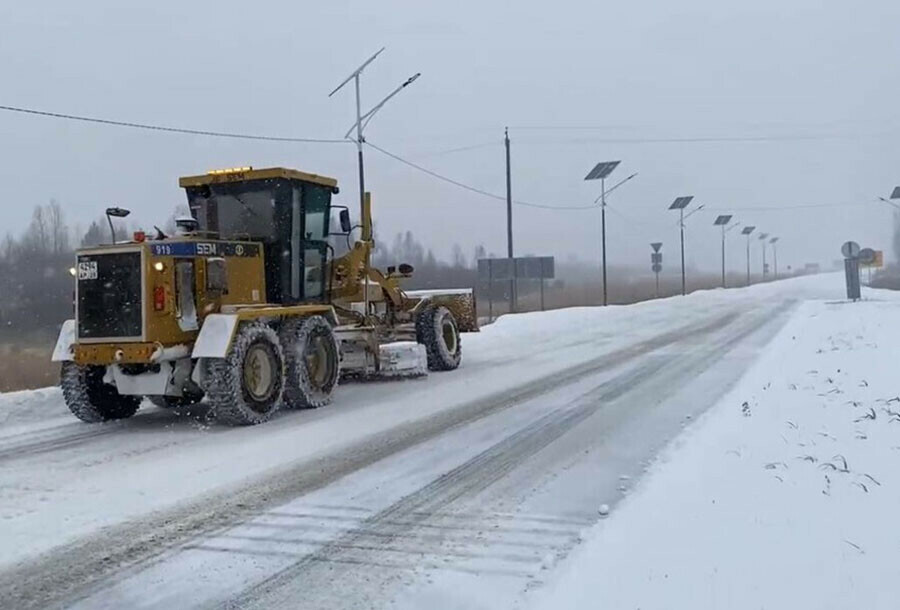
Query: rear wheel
[[61, 362, 141, 423], [416, 305, 462, 371], [205, 322, 284, 425], [280, 315, 340, 408]]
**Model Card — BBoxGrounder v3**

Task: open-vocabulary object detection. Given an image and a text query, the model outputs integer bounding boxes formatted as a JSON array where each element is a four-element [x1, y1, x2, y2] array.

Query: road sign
[[841, 241, 860, 258], [651, 252, 662, 264], [650, 242, 662, 253], [652, 263, 662, 273], [515, 256, 555, 280], [477, 256, 555, 281], [858, 248, 876, 265]]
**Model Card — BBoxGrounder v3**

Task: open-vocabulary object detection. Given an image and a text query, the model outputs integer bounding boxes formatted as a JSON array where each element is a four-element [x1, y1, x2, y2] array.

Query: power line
[[412, 140, 500, 159], [0, 104, 351, 144], [364, 141, 599, 210], [511, 133, 887, 145]]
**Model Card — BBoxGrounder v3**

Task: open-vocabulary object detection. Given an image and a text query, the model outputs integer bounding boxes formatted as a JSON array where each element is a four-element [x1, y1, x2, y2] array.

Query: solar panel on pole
[[584, 161, 620, 181], [669, 196, 693, 210]]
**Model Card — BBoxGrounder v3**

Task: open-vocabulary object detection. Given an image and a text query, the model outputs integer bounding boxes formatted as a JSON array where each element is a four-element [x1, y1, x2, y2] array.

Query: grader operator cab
[[52, 166, 477, 425]]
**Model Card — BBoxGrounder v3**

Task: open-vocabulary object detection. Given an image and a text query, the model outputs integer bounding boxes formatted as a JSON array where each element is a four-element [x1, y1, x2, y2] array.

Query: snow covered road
[[0, 275, 841, 608]]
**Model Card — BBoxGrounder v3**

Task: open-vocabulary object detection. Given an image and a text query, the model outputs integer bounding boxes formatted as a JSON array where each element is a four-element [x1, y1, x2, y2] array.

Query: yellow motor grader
[[52, 166, 477, 425]]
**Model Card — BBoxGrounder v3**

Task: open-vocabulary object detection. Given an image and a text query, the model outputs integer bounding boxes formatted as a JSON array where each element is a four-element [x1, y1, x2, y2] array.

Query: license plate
[[77, 261, 98, 280]]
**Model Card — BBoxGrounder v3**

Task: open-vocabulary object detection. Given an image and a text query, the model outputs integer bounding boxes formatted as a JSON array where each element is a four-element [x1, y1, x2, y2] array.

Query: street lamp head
[[741, 226, 756, 235], [669, 196, 693, 210], [584, 161, 620, 181], [758, 233, 769, 240], [891, 186, 900, 200], [713, 214, 733, 226], [770, 237, 779, 244]]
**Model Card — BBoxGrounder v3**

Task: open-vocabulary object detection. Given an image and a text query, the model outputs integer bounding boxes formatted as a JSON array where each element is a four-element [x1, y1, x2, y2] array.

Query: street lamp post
[[329, 50, 420, 318], [758, 233, 770, 280], [741, 226, 756, 285], [584, 161, 627, 306], [713, 215, 734, 288], [330, 48, 420, 224], [669, 196, 695, 296], [770, 237, 779, 279]]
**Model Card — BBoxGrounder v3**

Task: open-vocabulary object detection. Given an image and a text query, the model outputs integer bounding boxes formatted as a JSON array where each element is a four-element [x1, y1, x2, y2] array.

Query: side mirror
[[339, 209, 352, 234], [398, 263, 414, 275]]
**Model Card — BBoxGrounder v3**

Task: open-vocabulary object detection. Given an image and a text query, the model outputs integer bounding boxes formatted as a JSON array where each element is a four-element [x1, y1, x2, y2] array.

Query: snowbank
[[530, 293, 900, 610]]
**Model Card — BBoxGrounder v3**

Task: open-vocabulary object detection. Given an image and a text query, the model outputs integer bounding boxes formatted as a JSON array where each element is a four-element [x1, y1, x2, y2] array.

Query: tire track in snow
[[0, 306, 772, 610], [226, 302, 795, 609]]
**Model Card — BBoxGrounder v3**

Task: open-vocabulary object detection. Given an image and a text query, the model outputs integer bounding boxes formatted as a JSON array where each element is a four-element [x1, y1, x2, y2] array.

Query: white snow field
[[0, 272, 883, 609], [531, 286, 900, 610]]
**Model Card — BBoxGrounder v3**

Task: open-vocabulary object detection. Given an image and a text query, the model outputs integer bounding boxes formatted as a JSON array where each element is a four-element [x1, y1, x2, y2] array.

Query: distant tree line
[[0, 201, 79, 340]]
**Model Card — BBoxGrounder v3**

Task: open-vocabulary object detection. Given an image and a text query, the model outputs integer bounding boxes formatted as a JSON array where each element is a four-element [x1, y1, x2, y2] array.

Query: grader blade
[[378, 342, 428, 378]]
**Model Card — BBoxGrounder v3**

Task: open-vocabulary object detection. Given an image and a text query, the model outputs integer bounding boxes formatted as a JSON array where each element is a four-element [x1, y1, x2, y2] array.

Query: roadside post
[[842, 241, 861, 301], [650, 242, 663, 297]]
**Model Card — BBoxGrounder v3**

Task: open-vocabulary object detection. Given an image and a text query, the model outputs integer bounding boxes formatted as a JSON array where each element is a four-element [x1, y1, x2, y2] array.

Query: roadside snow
[[529, 293, 900, 610]]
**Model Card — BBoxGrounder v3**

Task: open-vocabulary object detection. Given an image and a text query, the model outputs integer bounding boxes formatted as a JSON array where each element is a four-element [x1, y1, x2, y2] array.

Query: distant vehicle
[[52, 166, 477, 425]]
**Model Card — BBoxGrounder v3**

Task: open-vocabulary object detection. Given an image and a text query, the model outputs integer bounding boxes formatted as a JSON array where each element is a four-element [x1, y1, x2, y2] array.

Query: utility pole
[[505, 127, 516, 312]]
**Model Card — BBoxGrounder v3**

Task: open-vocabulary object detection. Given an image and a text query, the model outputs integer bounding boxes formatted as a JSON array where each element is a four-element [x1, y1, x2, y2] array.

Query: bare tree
[[26, 205, 49, 253], [451, 243, 467, 269], [48, 200, 69, 254]]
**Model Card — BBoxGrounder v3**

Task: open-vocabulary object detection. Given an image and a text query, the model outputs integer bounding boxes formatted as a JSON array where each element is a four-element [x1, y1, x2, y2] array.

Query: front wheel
[[205, 322, 284, 425], [61, 362, 141, 423], [416, 305, 462, 371]]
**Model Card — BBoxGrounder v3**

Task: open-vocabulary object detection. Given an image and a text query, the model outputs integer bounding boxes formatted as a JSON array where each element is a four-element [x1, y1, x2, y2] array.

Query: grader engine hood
[[76, 248, 145, 340]]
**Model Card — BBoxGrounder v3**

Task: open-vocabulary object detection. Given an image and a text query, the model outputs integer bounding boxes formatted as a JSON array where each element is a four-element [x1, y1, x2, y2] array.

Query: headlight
[[153, 262, 166, 272], [68, 267, 76, 277]]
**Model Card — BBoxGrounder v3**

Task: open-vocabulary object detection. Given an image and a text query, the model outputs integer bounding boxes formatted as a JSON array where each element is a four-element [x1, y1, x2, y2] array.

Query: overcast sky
[[1, 0, 899, 275]]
